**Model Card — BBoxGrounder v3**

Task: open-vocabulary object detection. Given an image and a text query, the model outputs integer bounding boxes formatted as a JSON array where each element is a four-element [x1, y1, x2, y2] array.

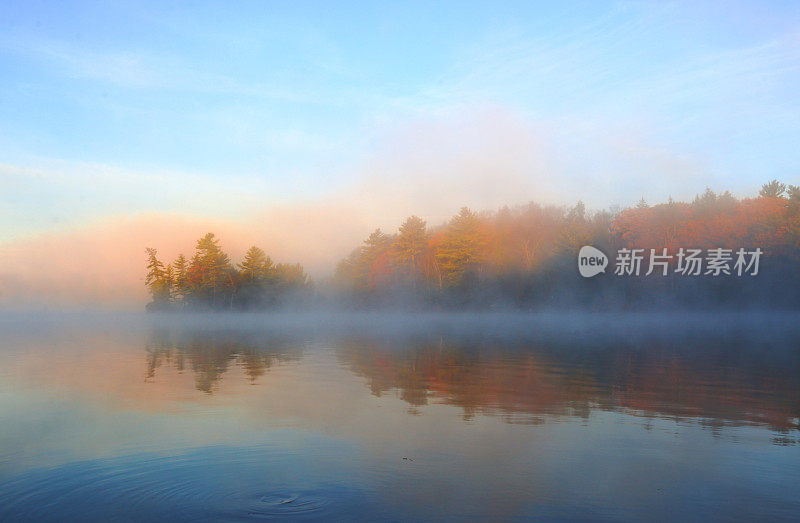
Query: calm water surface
[[0, 312, 799, 521]]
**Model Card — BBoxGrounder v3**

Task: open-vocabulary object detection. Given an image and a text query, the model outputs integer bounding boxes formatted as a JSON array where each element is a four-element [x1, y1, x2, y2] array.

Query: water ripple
[[0, 445, 376, 522]]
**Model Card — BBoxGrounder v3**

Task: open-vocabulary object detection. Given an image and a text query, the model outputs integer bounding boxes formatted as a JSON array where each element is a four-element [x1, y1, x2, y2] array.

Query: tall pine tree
[[436, 208, 487, 287], [394, 216, 428, 285]]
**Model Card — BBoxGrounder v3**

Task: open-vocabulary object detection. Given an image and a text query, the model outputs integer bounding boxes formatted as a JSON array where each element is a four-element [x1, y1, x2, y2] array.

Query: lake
[[0, 312, 799, 521]]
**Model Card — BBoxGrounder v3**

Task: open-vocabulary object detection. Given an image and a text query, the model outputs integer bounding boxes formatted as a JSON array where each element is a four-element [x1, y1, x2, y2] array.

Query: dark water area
[[1, 312, 799, 521]]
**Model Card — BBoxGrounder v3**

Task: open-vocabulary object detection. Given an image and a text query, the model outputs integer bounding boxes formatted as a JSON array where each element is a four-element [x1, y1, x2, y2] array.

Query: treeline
[[333, 180, 800, 309], [145, 233, 309, 311], [146, 180, 800, 311]]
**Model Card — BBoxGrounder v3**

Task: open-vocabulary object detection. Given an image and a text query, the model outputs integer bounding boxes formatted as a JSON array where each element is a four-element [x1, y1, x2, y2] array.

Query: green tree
[[273, 262, 309, 306], [394, 216, 428, 283], [190, 233, 234, 308], [364, 228, 392, 257], [557, 202, 591, 254], [171, 254, 189, 305], [145, 248, 172, 310], [436, 207, 487, 287], [164, 264, 175, 300], [760, 179, 786, 198], [335, 249, 362, 286], [337, 229, 394, 290], [274, 263, 308, 289], [569, 200, 587, 220], [237, 246, 274, 308], [361, 229, 393, 286], [693, 187, 716, 205], [238, 246, 274, 283], [786, 185, 800, 249]]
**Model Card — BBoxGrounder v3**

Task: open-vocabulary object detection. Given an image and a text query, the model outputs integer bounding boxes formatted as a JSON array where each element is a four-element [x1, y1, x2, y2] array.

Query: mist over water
[[2, 1, 799, 519], [1, 311, 799, 521]]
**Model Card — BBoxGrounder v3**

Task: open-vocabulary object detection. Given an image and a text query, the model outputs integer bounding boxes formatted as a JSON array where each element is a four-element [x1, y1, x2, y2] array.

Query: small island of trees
[[145, 233, 309, 311]]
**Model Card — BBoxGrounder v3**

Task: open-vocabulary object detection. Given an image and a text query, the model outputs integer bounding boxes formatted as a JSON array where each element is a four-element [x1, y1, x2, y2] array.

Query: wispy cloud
[[0, 31, 361, 106]]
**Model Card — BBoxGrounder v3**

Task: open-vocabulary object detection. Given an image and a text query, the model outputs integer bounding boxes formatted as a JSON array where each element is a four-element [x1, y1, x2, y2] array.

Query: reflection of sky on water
[[1, 313, 799, 520]]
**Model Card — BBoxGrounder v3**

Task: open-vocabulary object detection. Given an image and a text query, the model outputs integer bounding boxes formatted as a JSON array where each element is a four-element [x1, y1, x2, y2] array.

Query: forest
[[145, 180, 800, 311]]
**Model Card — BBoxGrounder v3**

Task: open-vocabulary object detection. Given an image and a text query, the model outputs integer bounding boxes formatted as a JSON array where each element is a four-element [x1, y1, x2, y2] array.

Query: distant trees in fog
[[145, 233, 309, 311], [333, 180, 800, 309], [145, 181, 800, 311]]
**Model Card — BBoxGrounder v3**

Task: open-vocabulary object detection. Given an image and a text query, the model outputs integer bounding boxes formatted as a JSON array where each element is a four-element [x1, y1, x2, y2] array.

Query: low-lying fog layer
[[2, 309, 800, 345]]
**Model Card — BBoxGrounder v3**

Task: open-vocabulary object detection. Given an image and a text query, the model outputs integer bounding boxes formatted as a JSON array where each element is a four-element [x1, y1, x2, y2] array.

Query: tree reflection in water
[[145, 328, 302, 393], [139, 316, 800, 442], [336, 334, 800, 438]]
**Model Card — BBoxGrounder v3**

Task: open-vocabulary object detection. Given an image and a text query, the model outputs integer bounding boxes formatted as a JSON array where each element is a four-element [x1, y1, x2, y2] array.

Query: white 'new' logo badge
[[578, 246, 608, 278]]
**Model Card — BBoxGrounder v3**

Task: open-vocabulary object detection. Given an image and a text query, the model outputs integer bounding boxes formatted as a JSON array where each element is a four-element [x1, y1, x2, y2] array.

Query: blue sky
[[1, 1, 799, 242]]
